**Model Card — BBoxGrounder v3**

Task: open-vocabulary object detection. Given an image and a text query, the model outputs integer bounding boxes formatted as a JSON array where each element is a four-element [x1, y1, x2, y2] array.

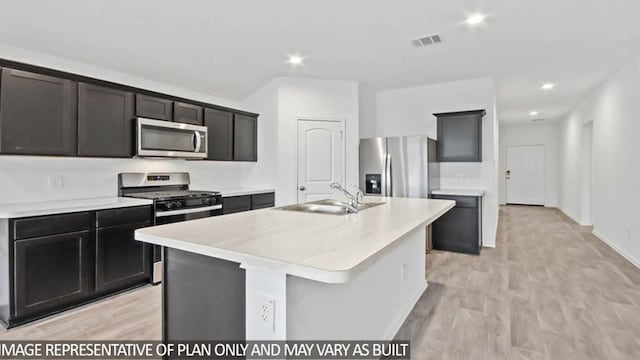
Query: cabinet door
[[78, 83, 134, 157], [96, 221, 152, 293], [14, 230, 93, 317], [204, 108, 233, 161], [233, 114, 257, 161], [432, 206, 479, 254], [435, 110, 484, 162], [135, 94, 173, 121], [174, 102, 203, 125], [0, 68, 77, 156]]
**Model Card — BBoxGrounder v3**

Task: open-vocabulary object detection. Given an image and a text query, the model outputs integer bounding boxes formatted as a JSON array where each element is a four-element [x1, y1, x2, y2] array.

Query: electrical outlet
[[400, 263, 407, 284], [257, 294, 275, 333], [48, 175, 64, 190]]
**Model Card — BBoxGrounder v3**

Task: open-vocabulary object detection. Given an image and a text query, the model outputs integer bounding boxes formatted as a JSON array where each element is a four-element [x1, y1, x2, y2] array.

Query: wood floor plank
[[510, 294, 545, 353]]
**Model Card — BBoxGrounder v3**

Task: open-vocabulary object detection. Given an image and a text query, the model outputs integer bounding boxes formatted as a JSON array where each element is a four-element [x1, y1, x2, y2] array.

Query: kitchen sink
[[275, 199, 385, 215]]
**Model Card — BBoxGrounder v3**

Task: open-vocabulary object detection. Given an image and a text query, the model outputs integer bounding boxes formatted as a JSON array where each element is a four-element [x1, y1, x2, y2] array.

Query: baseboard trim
[[556, 207, 594, 226], [482, 243, 496, 248], [592, 230, 640, 270]]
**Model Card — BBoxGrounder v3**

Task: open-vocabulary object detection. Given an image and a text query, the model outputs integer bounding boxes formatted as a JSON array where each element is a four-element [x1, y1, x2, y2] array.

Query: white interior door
[[506, 145, 545, 205], [297, 119, 345, 203]]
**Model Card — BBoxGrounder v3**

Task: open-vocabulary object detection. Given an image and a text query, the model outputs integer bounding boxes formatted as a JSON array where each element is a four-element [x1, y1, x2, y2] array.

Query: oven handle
[[155, 204, 222, 217]]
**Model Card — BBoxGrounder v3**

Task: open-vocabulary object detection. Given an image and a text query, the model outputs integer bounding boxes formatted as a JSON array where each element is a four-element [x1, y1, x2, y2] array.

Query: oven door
[[151, 205, 222, 284], [137, 117, 207, 159]]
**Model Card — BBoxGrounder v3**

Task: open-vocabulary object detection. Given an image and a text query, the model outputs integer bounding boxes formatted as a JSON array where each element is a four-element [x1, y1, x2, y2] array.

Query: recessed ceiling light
[[529, 111, 539, 116], [287, 55, 304, 66], [465, 13, 486, 26], [541, 83, 556, 90]]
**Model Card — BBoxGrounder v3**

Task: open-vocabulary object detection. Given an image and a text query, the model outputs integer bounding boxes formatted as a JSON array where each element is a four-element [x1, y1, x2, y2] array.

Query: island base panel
[[285, 226, 427, 340], [163, 248, 245, 341]]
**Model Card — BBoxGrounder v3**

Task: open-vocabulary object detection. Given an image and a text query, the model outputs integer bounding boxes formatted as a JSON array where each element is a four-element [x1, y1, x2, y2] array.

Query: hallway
[[398, 205, 640, 359]]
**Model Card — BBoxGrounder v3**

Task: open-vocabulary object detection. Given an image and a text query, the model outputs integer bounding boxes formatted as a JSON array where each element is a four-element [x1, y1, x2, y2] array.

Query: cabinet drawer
[[13, 212, 91, 240], [251, 193, 275, 209], [95, 206, 152, 228], [431, 194, 478, 208], [223, 196, 252, 214]]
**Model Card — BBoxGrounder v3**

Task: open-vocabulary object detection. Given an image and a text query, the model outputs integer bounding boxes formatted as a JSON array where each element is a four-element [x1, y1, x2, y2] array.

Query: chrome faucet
[[330, 182, 364, 208]]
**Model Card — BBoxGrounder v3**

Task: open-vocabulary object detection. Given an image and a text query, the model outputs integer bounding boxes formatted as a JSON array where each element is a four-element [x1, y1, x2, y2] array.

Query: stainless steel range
[[118, 172, 222, 283]]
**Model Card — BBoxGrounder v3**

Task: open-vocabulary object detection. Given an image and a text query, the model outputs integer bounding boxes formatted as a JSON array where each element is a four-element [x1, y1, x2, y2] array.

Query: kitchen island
[[135, 197, 454, 341]]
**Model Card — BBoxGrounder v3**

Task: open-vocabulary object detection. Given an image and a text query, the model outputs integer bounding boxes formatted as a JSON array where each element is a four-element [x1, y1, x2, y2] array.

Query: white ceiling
[[0, 0, 639, 124]]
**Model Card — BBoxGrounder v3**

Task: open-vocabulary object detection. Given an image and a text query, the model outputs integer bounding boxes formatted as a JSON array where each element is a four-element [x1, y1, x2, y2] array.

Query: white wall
[[0, 44, 263, 203], [358, 84, 378, 139], [498, 123, 559, 207], [558, 50, 640, 267], [0, 156, 251, 203], [370, 77, 499, 247], [243, 77, 360, 206]]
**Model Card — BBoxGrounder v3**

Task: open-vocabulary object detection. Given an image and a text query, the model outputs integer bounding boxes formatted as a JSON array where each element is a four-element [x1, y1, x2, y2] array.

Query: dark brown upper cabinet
[[77, 83, 134, 158], [233, 114, 257, 162], [174, 102, 203, 125], [435, 109, 484, 162], [0, 68, 77, 156], [135, 94, 173, 121], [204, 108, 234, 161]]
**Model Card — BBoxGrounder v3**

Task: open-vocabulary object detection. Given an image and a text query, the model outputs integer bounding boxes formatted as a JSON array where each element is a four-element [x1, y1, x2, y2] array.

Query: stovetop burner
[[127, 190, 220, 201]]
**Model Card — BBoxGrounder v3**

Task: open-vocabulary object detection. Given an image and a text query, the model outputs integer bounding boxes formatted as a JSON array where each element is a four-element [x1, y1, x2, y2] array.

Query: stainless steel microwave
[[136, 118, 207, 159]]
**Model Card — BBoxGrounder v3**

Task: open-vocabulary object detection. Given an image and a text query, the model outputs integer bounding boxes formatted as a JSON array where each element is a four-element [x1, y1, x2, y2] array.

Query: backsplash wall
[[0, 156, 254, 203]]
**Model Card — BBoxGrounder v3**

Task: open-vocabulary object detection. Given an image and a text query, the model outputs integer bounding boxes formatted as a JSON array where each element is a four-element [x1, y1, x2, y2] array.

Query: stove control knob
[[174, 201, 182, 208], [165, 202, 174, 210], [203, 198, 211, 205]]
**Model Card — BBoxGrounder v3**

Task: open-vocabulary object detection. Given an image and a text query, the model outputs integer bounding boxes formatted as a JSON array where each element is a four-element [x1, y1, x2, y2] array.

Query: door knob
[[299, 186, 306, 191]]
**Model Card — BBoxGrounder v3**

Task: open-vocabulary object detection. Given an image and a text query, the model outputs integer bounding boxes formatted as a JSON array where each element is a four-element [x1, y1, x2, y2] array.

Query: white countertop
[[431, 188, 485, 197], [204, 187, 275, 197], [0, 197, 154, 218], [135, 197, 454, 284]]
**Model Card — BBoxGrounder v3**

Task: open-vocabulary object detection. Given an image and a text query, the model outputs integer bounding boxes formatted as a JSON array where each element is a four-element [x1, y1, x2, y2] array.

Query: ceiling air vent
[[531, 118, 546, 122], [411, 34, 442, 47]]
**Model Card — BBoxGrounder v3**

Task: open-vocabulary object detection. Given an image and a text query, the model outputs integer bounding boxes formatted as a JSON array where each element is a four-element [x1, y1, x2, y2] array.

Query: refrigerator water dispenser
[[365, 174, 382, 194]]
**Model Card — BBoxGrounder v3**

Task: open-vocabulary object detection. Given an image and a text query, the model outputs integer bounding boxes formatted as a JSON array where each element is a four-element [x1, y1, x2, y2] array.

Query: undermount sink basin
[[275, 199, 385, 215]]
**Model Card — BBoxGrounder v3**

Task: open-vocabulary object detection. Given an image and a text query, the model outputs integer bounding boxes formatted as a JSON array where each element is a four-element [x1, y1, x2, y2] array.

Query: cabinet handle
[[299, 186, 306, 191]]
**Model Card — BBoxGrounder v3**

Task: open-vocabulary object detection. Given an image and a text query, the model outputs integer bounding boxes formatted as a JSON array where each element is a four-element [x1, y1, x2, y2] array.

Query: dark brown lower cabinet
[[96, 221, 152, 293], [222, 195, 252, 214], [0, 205, 153, 328], [14, 230, 93, 318], [222, 192, 275, 214], [431, 194, 482, 255]]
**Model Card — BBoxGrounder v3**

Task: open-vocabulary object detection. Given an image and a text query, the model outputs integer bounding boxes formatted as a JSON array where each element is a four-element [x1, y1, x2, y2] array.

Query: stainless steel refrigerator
[[359, 136, 439, 198]]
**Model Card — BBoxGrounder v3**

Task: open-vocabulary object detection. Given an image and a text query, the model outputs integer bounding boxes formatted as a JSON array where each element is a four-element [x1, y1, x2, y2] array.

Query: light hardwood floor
[[2, 205, 640, 360], [0, 285, 162, 340], [396, 205, 640, 360]]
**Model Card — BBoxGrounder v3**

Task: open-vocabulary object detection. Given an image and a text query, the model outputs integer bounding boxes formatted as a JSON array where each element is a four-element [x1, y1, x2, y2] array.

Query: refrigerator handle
[[385, 154, 392, 197]]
